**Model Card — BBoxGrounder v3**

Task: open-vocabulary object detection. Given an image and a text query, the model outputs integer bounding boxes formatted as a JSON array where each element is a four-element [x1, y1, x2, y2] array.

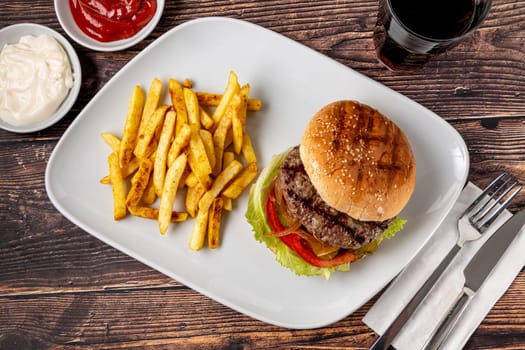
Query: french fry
[[184, 172, 200, 188], [241, 134, 257, 164], [223, 151, 235, 168], [188, 124, 213, 188], [141, 175, 157, 205], [99, 176, 111, 185], [182, 78, 193, 88], [207, 197, 223, 249], [167, 123, 191, 167], [99, 156, 140, 184], [134, 105, 169, 159], [144, 134, 159, 158], [199, 129, 216, 171], [126, 158, 153, 207], [189, 205, 209, 251], [221, 195, 233, 211], [153, 110, 177, 196], [108, 151, 127, 220], [247, 98, 262, 112], [199, 108, 214, 130], [224, 128, 233, 150], [129, 205, 188, 222], [222, 162, 259, 199], [178, 166, 192, 190], [230, 94, 244, 154], [185, 182, 206, 218], [199, 160, 243, 213], [211, 71, 240, 125], [101, 132, 121, 151], [122, 157, 140, 178], [212, 105, 233, 175], [238, 84, 250, 132], [130, 168, 140, 185], [119, 86, 145, 167], [220, 150, 235, 211], [158, 154, 187, 234], [196, 92, 262, 112], [137, 78, 163, 137], [169, 78, 188, 135], [183, 88, 200, 126]]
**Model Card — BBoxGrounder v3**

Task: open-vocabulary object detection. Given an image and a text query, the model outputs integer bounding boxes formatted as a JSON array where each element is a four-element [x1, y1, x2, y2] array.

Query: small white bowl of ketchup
[[54, 0, 165, 52]]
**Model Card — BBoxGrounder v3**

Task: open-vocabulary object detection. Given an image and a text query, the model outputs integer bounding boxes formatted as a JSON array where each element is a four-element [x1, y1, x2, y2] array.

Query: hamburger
[[246, 100, 416, 278]]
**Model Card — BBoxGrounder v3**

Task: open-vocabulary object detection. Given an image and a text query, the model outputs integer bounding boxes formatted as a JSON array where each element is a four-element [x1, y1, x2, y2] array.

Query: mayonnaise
[[0, 34, 74, 127]]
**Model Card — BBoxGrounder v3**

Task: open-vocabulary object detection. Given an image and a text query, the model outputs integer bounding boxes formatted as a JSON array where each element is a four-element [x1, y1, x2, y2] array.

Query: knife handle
[[369, 244, 461, 350], [423, 290, 471, 350]]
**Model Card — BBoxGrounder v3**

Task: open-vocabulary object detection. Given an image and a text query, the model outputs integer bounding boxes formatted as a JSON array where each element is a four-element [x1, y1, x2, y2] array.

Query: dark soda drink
[[373, 0, 491, 71]]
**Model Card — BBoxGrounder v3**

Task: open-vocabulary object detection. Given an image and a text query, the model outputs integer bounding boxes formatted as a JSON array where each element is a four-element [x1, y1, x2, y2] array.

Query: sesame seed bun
[[299, 100, 416, 221]]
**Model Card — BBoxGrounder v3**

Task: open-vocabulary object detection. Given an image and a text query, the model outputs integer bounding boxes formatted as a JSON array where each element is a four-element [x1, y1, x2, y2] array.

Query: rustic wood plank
[[0, 276, 524, 349], [0, 289, 376, 349], [451, 118, 525, 210], [466, 271, 525, 349]]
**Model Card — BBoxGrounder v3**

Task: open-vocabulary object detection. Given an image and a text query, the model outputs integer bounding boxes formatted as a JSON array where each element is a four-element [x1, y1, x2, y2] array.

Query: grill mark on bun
[[300, 100, 416, 221]]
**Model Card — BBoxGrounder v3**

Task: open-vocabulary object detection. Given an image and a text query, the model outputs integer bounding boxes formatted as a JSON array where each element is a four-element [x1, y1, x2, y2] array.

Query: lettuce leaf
[[382, 218, 407, 239], [245, 150, 406, 279]]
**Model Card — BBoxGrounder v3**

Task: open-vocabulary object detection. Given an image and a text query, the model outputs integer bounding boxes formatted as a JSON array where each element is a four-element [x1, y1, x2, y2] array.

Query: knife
[[423, 208, 525, 350]]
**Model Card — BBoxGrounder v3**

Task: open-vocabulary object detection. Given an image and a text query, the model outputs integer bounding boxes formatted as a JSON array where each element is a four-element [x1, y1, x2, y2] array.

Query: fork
[[370, 173, 522, 350]]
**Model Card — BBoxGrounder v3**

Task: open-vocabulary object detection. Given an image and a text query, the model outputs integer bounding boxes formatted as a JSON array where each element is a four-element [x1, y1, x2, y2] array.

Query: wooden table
[[1, 1, 524, 349]]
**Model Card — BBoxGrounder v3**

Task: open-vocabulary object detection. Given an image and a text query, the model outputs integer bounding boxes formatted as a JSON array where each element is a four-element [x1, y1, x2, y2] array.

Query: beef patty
[[275, 146, 390, 249]]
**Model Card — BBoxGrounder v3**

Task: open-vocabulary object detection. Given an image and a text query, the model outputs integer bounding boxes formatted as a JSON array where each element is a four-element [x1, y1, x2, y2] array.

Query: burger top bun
[[300, 100, 416, 221]]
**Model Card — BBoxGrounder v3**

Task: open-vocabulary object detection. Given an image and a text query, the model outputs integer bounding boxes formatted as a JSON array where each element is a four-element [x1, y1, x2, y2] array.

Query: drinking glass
[[373, 0, 492, 71]]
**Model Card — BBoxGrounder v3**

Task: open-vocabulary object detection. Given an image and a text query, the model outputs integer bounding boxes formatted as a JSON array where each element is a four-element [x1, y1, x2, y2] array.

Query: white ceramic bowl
[[0, 23, 82, 133], [54, 0, 165, 52]]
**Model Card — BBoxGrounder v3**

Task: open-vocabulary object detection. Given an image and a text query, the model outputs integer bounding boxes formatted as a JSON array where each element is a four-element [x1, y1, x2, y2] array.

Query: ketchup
[[69, 0, 157, 42]]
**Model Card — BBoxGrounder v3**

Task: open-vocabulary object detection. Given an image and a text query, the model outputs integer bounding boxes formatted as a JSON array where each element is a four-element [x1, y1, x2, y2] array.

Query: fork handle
[[423, 290, 470, 350], [370, 244, 461, 350]]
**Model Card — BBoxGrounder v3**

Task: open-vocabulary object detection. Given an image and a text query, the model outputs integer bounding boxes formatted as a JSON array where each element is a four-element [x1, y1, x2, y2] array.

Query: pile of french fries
[[101, 71, 262, 250]]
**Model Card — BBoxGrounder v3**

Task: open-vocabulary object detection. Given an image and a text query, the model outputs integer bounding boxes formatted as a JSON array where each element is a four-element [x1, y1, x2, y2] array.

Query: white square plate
[[46, 17, 469, 329]]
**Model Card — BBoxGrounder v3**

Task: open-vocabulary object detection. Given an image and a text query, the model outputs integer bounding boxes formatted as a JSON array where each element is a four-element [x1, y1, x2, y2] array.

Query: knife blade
[[423, 208, 525, 350], [463, 208, 525, 291]]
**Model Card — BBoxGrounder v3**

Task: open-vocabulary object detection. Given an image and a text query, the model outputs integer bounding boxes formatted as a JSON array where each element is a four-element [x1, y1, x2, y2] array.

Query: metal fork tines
[[369, 172, 522, 350], [465, 173, 522, 233]]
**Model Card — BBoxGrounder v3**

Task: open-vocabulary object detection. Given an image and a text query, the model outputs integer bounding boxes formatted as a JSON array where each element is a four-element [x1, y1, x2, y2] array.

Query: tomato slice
[[265, 187, 360, 268]]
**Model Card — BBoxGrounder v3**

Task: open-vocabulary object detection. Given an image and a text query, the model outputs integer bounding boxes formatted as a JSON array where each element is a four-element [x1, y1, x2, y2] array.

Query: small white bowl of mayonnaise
[[0, 23, 81, 133]]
